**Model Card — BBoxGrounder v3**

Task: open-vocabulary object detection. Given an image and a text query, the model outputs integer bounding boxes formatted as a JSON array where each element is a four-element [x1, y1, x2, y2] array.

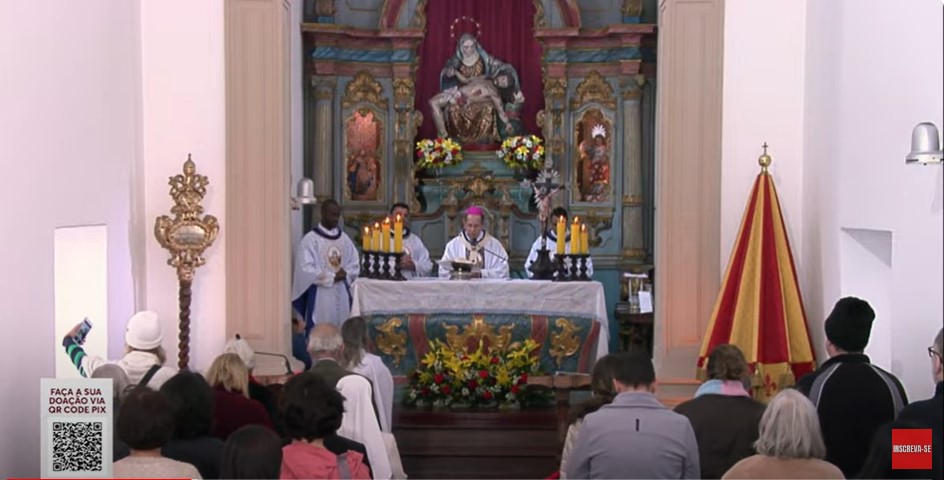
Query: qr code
[[51, 421, 103, 472]]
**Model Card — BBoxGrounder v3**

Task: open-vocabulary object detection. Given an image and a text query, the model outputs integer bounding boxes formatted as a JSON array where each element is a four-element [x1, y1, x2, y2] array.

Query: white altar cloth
[[350, 278, 609, 359]]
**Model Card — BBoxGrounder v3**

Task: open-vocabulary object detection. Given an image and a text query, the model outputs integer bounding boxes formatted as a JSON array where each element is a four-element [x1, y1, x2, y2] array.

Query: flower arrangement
[[406, 338, 551, 409], [498, 135, 545, 171], [415, 137, 463, 170]]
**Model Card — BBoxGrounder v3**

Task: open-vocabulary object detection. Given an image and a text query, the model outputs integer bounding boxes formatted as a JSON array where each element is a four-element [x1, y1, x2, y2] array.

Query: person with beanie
[[795, 296, 908, 477], [63, 310, 177, 389]]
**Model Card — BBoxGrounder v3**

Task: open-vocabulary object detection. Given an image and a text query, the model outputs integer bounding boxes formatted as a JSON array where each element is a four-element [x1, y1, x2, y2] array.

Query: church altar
[[350, 278, 607, 377]]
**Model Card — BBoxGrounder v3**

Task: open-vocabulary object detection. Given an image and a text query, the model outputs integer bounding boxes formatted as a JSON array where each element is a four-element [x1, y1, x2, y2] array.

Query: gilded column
[[392, 77, 421, 208], [621, 77, 645, 261], [312, 77, 336, 201]]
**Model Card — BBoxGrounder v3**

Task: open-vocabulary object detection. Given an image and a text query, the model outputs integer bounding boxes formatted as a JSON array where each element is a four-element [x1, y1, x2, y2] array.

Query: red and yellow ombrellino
[[697, 161, 816, 402]]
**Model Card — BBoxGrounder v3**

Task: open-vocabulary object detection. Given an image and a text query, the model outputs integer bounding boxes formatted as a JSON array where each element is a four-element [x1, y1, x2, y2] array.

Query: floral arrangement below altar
[[415, 137, 463, 171], [406, 339, 551, 409], [498, 135, 545, 173]]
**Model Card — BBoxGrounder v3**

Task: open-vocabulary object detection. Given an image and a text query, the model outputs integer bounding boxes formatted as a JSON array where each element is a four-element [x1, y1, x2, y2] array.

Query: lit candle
[[570, 216, 580, 255], [372, 222, 381, 251], [362, 226, 371, 251], [393, 214, 404, 253], [556, 216, 566, 256], [381, 218, 391, 252], [580, 224, 589, 255]]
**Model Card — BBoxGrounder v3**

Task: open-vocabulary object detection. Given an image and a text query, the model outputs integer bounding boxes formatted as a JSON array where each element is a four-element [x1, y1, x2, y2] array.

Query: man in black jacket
[[893, 327, 943, 480], [796, 297, 908, 477]]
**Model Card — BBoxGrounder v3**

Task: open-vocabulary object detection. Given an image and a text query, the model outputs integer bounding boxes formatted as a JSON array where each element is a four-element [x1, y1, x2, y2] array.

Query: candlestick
[[570, 216, 580, 255], [580, 224, 589, 255], [556, 216, 566, 256], [362, 226, 371, 251], [381, 218, 391, 252], [371, 222, 381, 251], [393, 214, 404, 253]]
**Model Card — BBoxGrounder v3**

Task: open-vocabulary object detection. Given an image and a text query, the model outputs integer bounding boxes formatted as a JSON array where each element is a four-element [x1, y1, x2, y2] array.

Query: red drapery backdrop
[[414, 0, 544, 143]]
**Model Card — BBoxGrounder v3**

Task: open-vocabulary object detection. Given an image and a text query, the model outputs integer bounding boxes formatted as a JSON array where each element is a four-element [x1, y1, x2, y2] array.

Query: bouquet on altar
[[498, 134, 545, 170], [415, 137, 463, 170], [406, 338, 551, 409]]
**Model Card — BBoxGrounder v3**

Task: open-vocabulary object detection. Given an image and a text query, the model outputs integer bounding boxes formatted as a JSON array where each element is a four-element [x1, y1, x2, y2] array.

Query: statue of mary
[[428, 33, 525, 145]]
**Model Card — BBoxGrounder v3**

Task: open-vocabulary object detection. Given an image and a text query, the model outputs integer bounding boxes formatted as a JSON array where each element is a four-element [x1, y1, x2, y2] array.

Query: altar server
[[292, 199, 360, 330], [389, 202, 432, 279], [524, 207, 594, 279], [439, 205, 509, 279]]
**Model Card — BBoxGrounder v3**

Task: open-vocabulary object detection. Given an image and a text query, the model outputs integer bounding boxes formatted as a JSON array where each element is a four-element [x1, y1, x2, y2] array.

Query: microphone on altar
[[481, 246, 508, 263]]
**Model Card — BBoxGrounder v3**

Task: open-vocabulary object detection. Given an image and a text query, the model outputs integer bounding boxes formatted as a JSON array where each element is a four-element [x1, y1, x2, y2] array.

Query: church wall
[[140, 0, 228, 372], [0, 0, 142, 476], [803, 0, 943, 400]]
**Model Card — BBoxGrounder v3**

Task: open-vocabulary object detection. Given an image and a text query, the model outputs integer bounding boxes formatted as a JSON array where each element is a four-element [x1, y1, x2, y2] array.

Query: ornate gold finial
[[154, 154, 219, 370], [758, 142, 773, 171]]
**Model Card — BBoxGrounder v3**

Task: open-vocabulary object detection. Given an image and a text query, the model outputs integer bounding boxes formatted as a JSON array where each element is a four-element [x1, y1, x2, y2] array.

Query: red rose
[[490, 356, 499, 364], [518, 373, 528, 385], [461, 355, 470, 361], [467, 379, 478, 389], [483, 390, 493, 400], [441, 385, 451, 395], [434, 373, 444, 384], [511, 385, 520, 394], [478, 370, 489, 379], [421, 387, 430, 397]]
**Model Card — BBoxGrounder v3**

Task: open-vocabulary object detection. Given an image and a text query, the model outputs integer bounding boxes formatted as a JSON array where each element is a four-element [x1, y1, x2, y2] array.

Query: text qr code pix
[[51, 421, 103, 472]]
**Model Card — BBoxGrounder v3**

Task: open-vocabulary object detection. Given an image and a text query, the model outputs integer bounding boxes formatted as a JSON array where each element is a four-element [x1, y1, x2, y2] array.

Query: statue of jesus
[[428, 33, 524, 144]]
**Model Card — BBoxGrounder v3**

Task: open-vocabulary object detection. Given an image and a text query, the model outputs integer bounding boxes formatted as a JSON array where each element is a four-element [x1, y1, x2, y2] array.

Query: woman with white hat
[[62, 310, 177, 390]]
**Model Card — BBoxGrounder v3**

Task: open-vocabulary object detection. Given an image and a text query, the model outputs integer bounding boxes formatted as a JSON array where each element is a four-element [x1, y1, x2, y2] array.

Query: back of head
[[220, 425, 283, 479], [755, 389, 826, 460], [706, 344, 749, 381], [571, 354, 620, 423], [612, 351, 656, 389], [159, 371, 214, 439], [91, 364, 131, 403], [824, 297, 875, 352], [206, 353, 250, 397], [117, 388, 175, 451], [340, 316, 369, 369], [125, 310, 164, 351], [279, 373, 345, 441], [223, 335, 256, 371], [308, 323, 343, 356]]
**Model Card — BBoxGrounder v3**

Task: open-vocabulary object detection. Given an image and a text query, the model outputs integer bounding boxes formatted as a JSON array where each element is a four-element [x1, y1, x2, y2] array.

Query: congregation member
[[565, 352, 700, 479], [91, 364, 132, 461], [523, 207, 594, 279], [306, 324, 393, 479], [795, 296, 908, 477], [675, 344, 765, 479], [292, 199, 360, 330], [280, 374, 372, 479], [220, 425, 283, 479], [389, 202, 432, 279], [722, 389, 843, 479], [891, 327, 943, 480], [113, 388, 202, 478], [223, 335, 278, 423], [439, 205, 509, 279], [341, 316, 395, 433], [159, 371, 224, 479], [62, 310, 176, 389], [559, 354, 618, 479], [206, 353, 274, 440], [291, 313, 313, 370]]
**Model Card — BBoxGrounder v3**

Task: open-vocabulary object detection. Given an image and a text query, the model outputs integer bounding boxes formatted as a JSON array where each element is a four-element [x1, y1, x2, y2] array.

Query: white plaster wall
[[291, 0, 306, 246], [721, 0, 807, 274], [803, 0, 943, 400], [140, 0, 227, 373], [0, 1, 141, 475]]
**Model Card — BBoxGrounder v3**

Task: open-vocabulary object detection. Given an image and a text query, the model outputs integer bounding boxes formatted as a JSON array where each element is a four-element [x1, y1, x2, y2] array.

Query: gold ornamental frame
[[154, 154, 219, 369]]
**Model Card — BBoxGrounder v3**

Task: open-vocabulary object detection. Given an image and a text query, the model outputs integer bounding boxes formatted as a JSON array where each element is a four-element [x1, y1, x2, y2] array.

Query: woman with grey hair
[[723, 389, 843, 479]]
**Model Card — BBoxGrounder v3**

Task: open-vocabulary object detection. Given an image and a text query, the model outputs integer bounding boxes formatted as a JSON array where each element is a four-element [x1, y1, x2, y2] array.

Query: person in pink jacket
[[280, 373, 371, 479]]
